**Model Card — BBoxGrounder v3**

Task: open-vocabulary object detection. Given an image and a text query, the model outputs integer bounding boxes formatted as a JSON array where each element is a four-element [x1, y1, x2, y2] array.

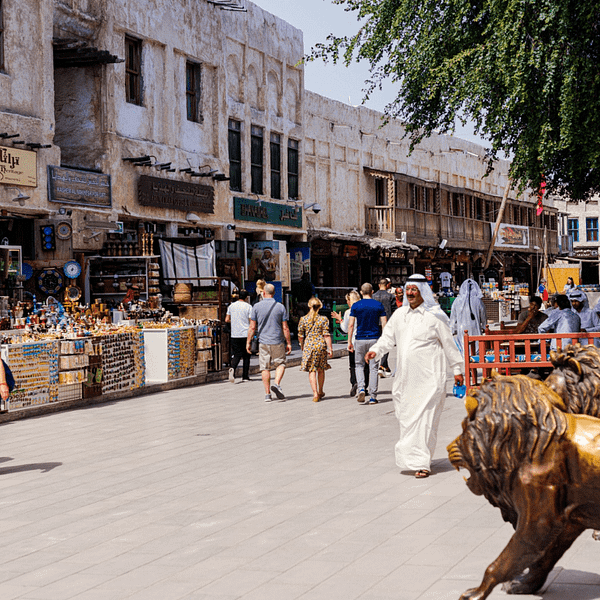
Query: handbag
[[250, 301, 277, 355], [2, 359, 15, 392]]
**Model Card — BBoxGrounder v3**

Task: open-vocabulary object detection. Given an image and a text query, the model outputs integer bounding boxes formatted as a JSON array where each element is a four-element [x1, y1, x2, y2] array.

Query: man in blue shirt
[[347, 283, 387, 404], [247, 284, 292, 402], [568, 289, 600, 347], [538, 294, 580, 349]]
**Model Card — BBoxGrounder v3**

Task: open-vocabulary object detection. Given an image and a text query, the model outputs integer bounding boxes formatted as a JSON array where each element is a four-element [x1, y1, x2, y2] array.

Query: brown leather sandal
[[415, 469, 430, 478]]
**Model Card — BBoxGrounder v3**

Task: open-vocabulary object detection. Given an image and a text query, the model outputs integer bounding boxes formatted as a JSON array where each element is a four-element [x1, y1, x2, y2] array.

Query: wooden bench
[[464, 331, 600, 390]]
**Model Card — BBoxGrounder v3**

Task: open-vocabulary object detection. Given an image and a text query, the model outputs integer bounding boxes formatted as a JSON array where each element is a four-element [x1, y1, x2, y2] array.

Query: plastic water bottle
[[453, 383, 466, 399]]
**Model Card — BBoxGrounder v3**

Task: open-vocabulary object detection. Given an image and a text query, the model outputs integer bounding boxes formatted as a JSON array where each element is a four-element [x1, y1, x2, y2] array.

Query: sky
[[250, 0, 487, 147]]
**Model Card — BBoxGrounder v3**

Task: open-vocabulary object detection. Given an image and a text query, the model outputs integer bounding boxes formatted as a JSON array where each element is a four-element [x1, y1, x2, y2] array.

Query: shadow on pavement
[[0, 459, 62, 475]]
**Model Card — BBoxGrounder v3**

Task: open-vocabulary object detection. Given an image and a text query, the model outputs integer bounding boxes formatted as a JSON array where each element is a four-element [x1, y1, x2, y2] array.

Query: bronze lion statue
[[448, 372, 600, 600], [545, 343, 600, 417]]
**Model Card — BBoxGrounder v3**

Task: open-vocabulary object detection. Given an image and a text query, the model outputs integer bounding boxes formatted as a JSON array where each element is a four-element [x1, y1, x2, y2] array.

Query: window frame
[[185, 61, 202, 123], [250, 125, 264, 196], [287, 139, 299, 200], [586, 217, 598, 242], [125, 35, 142, 105], [228, 119, 242, 192], [270, 132, 281, 199], [0, 0, 4, 72], [567, 218, 579, 243]]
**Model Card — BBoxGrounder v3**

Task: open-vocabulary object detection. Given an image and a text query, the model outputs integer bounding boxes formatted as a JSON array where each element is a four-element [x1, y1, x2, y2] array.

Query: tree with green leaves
[[309, 0, 600, 201]]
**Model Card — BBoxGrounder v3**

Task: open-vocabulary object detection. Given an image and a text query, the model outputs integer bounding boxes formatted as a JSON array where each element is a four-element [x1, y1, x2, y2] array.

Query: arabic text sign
[[138, 175, 214, 213], [0, 147, 37, 187], [234, 197, 302, 228], [48, 166, 111, 207], [493, 223, 530, 249]]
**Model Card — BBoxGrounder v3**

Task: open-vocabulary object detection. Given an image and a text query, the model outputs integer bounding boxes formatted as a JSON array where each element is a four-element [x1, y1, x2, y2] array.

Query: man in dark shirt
[[373, 278, 394, 375], [514, 296, 548, 334], [347, 283, 387, 404]]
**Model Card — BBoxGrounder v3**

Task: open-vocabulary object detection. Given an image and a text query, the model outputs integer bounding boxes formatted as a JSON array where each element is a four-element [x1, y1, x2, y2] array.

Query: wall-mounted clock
[[38, 269, 63, 295], [63, 260, 82, 279], [56, 221, 73, 240]]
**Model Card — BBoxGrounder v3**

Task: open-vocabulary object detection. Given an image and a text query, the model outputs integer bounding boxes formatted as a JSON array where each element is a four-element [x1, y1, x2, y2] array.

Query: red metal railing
[[464, 331, 600, 389]]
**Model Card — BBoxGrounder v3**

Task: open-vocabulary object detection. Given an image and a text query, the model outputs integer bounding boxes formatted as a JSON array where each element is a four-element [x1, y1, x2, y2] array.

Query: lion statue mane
[[546, 343, 600, 417], [448, 372, 600, 600]]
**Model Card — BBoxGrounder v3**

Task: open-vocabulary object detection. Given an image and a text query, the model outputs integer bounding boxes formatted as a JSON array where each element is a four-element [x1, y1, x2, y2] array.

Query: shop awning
[[53, 38, 124, 68], [308, 229, 419, 251]]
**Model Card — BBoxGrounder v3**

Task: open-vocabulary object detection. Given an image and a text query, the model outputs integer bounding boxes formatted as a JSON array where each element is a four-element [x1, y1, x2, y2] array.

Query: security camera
[[226, 224, 236, 230], [303, 202, 322, 214]]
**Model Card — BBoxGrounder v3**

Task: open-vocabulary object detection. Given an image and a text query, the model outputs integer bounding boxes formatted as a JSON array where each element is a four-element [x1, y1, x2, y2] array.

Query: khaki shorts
[[258, 343, 287, 371]]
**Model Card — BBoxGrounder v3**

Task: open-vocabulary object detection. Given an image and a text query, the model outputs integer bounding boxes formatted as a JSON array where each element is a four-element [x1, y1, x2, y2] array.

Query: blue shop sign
[[234, 197, 302, 228]]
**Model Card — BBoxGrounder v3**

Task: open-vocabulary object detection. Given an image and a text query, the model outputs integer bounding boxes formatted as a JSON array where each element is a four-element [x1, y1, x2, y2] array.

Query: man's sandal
[[415, 469, 430, 478]]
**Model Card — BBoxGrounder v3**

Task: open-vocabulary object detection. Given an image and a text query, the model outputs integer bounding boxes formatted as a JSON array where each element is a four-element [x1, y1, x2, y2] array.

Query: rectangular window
[[228, 119, 242, 192], [0, 1, 4, 72], [452, 193, 463, 217], [250, 125, 263, 195], [288, 139, 299, 200], [186, 62, 201, 122], [568, 218, 579, 243], [125, 36, 142, 105], [375, 178, 386, 206], [270, 132, 281, 199], [586, 217, 598, 242]]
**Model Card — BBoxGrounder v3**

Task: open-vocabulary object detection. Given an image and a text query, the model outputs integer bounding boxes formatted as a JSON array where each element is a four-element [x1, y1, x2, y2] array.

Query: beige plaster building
[[0, 0, 563, 309]]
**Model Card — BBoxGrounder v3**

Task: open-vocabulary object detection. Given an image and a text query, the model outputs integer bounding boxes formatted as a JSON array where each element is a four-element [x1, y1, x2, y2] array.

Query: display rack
[[86, 255, 160, 303], [83, 337, 103, 399], [57, 338, 93, 402], [196, 329, 210, 376], [100, 331, 145, 394], [2, 340, 59, 409], [143, 327, 196, 384]]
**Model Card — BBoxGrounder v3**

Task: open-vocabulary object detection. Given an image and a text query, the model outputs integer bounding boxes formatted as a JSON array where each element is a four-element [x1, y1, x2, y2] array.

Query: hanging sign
[[0, 147, 37, 187], [493, 223, 530, 249]]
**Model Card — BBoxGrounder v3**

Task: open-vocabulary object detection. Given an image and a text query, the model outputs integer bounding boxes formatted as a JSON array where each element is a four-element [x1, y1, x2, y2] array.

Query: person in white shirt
[[439, 271, 452, 294], [225, 289, 253, 383]]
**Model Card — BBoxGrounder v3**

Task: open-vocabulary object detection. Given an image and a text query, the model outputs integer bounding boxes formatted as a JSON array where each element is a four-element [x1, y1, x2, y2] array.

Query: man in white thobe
[[366, 274, 464, 478]]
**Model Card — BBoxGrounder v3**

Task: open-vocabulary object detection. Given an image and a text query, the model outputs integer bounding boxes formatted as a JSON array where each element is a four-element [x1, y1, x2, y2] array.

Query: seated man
[[568, 289, 600, 347], [514, 296, 548, 334], [538, 294, 581, 350]]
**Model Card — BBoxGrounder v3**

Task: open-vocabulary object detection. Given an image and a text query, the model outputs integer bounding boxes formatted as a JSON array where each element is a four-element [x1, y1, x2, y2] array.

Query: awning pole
[[483, 179, 513, 270]]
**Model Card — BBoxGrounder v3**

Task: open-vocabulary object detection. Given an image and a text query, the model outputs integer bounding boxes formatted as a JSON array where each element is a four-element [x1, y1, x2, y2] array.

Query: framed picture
[[227, 241, 237, 254], [214, 240, 222, 253]]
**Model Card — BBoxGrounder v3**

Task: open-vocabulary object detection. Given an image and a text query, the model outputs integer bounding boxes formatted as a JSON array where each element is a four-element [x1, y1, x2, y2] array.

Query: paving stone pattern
[[0, 348, 598, 599]]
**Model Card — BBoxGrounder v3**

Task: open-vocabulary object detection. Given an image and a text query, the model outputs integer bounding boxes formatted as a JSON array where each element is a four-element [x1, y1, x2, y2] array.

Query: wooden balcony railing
[[365, 205, 559, 253], [365, 206, 394, 236]]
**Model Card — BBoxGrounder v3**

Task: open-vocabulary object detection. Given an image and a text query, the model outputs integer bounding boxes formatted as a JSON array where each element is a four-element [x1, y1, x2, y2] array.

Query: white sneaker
[[228, 368, 235, 384], [265, 394, 273, 402], [270, 383, 285, 399]]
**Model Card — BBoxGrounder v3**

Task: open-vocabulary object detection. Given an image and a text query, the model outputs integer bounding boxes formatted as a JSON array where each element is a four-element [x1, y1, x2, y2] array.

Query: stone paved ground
[[0, 348, 598, 599]]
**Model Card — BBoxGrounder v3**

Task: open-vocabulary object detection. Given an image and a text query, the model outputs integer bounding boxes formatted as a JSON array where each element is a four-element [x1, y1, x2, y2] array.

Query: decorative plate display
[[65, 284, 82, 302], [56, 221, 73, 240], [63, 260, 82, 279], [38, 268, 64, 295], [21, 262, 34, 280]]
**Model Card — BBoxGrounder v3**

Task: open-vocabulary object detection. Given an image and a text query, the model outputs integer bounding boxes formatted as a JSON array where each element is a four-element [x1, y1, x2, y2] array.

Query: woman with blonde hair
[[252, 279, 266, 305], [298, 296, 333, 402], [332, 290, 366, 396]]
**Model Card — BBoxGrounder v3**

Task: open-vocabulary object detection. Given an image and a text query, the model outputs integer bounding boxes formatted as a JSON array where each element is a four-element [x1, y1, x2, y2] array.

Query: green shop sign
[[234, 197, 302, 228]]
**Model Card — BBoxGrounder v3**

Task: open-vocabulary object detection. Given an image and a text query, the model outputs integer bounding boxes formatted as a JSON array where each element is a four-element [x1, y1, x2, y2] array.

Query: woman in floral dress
[[298, 297, 333, 402]]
